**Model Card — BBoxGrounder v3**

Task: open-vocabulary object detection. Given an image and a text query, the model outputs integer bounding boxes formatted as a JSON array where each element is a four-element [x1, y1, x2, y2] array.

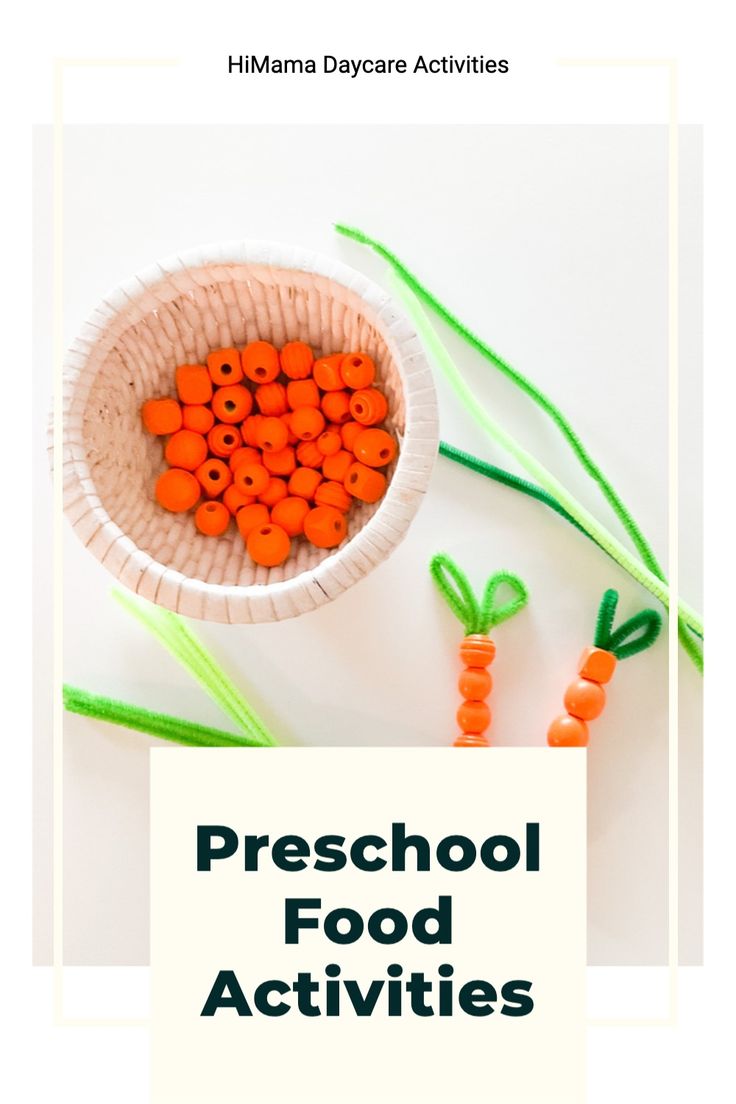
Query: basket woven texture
[[62, 241, 438, 623]]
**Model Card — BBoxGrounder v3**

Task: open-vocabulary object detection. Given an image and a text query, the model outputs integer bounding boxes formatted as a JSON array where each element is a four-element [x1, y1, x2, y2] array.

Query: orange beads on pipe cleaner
[[430, 553, 528, 748], [547, 589, 662, 747]]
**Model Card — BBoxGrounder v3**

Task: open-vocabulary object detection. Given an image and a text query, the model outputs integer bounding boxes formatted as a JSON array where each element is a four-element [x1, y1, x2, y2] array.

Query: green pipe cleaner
[[64, 685, 270, 748], [429, 553, 528, 635], [438, 441, 703, 672], [593, 589, 662, 660], [335, 223, 703, 667]]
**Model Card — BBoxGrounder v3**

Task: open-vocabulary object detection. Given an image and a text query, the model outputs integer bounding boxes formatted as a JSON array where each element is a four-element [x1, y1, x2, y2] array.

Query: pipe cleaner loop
[[430, 553, 481, 634], [480, 571, 529, 631], [430, 553, 528, 635], [593, 588, 663, 660]]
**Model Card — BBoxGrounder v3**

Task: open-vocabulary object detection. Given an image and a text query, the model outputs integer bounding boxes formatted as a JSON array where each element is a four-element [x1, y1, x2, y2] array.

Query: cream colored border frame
[[51, 59, 684, 1030], [558, 58, 681, 1028]]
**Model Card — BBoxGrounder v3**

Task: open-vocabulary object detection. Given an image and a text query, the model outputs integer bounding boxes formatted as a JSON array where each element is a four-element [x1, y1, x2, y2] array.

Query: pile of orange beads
[[141, 342, 397, 567], [547, 588, 662, 746], [429, 553, 529, 747]]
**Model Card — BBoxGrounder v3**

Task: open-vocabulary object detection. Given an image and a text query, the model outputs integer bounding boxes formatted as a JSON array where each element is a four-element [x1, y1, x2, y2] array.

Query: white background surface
[[33, 122, 702, 966]]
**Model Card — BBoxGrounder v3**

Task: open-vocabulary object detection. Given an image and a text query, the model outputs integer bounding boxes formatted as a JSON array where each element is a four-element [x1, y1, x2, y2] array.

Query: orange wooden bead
[[454, 733, 490, 748], [207, 424, 242, 458], [228, 445, 261, 472], [322, 449, 353, 482], [321, 390, 352, 425], [256, 416, 289, 453], [263, 446, 296, 476], [195, 500, 230, 536], [344, 461, 387, 503], [303, 505, 347, 549], [458, 668, 492, 700], [207, 348, 243, 386], [288, 467, 322, 500], [223, 485, 255, 514], [255, 381, 288, 417], [174, 364, 210, 406], [353, 428, 397, 468], [258, 477, 288, 508], [287, 379, 320, 410], [164, 430, 208, 471], [341, 420, 364, 452], [564, 678, 606, 721], [280, 412, 298, 445], [459, 635, 496, 668], [578, 646, 617, 684], [315, 480, 352, 513], [271, 496, 310, 536], [290, 407, 325, 442], [181, 404, 215, 434], [350, 388, 388, 426], [242, 340, 280, 384], [176, 364, 213, 405], [280, 341, 314, 380], [457, 699, 491, 735], [313, 354, 345, 391], [211, 384, 253, 424], [317, 429, 342, 457], [195, 458, 232, 497], [155, 468, 200, 512], [247, 522, 291, 567], [142, 398, 182, 436], [340, 352, 376, 390], [236, 503, 270, 539], [234, 462, 269, 497], [547, 714, 589, 748], [242, 414, 265, 447], [296, 440, 323, 468]]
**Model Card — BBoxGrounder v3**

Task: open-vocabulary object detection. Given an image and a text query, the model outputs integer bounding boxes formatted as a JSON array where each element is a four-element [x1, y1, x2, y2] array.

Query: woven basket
[[62, 241, 438, 623]]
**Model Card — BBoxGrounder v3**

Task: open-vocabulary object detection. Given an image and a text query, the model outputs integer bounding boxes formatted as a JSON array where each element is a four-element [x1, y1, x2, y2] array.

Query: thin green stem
[[390, 273, 703, 638], [336, 223, 703, 671], [64, 685, 271, 748], [112, 591, 278, 747], [438, 441, 703, 671]]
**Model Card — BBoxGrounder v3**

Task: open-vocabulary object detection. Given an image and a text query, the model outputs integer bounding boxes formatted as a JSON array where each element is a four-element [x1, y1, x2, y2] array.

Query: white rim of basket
[[61, 239, 439, 624]]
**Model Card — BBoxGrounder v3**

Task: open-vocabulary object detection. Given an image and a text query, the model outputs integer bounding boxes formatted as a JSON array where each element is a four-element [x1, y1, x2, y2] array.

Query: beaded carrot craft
[[429, 553, 528, 747], [547, 588, 662, 747], [430, 557, 662, 749]]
